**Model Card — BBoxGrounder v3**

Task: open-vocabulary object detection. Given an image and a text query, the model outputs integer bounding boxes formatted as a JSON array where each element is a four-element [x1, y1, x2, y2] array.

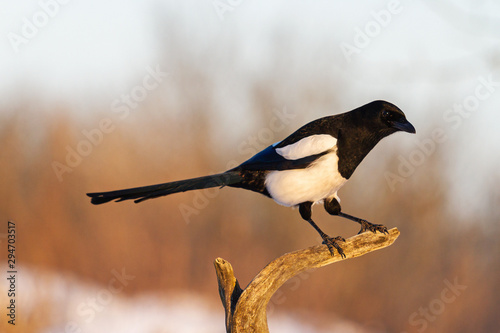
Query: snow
[[1, 265, 368, 333]]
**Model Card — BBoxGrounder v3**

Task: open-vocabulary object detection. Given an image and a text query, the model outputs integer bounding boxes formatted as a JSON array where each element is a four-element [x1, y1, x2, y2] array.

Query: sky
[[1, 1, 499, 101], [1, 0, 500, 217]]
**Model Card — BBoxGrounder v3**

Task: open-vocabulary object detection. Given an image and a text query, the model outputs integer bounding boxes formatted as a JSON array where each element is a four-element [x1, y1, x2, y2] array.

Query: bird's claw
[[322, 236, 346, 258], [358, 220, 388, 235]]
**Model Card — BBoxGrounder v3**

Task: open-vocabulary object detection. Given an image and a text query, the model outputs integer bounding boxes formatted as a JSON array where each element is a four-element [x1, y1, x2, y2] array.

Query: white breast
[[265, 147, 348, 207]]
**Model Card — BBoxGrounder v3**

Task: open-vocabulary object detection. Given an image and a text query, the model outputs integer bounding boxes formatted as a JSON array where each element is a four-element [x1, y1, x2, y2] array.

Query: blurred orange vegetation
[[1, 87, 499, 333]]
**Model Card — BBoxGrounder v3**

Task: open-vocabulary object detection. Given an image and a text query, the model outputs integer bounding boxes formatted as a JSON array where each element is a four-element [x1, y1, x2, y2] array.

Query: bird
[[87, 100, 415, 257]]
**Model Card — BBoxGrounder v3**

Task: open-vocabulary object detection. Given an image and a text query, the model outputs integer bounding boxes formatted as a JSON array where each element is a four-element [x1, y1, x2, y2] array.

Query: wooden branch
[[214, 227, 400, 333]]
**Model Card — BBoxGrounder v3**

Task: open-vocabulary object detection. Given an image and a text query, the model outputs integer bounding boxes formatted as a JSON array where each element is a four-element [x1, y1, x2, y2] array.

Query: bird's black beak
[[391, 119, 416, 134]]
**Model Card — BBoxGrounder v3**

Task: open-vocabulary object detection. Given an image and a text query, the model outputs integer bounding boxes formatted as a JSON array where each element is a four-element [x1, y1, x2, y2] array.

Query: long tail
[[87, 171, 242, 205]]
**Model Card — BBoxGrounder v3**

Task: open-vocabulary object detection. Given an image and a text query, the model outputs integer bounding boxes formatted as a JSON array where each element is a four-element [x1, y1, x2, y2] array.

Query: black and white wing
[[237, 134, 338, 171]]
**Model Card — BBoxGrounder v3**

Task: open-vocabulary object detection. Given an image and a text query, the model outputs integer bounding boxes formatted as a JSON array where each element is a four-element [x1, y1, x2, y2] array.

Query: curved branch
[[214, 227, 400, 333]]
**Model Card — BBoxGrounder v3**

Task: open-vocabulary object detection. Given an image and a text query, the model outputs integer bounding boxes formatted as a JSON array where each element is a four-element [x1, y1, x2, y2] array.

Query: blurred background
[[1, 1, 500, 332]]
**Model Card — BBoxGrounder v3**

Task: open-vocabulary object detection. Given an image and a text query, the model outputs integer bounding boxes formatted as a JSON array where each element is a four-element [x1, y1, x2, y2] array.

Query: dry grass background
[[1, 77, 499, 333]]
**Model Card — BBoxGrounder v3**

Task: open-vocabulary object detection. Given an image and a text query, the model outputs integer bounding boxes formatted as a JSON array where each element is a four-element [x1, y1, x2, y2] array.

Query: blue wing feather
[[236, 144, 327, 171]]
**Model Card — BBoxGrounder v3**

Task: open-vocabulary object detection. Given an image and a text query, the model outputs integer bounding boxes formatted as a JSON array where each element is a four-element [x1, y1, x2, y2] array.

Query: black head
[[353, 100, 416, 136], [378, 100, 416, 134], [336, 100, 415, 179]]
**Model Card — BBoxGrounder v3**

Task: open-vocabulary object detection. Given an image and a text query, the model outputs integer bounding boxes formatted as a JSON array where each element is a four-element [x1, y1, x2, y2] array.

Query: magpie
[[87, 100, 415, 257]]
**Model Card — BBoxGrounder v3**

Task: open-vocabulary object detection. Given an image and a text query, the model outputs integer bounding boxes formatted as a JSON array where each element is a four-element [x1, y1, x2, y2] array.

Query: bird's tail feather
[[86, 171, 241, 205]]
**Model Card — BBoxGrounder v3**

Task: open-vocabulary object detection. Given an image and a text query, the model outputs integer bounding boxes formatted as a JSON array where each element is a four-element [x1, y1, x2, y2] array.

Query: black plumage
[[87, 100, 415, 256]]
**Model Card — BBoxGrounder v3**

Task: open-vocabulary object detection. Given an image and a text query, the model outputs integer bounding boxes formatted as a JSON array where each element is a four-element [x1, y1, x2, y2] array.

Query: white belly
[[264, 151, 347, 207]]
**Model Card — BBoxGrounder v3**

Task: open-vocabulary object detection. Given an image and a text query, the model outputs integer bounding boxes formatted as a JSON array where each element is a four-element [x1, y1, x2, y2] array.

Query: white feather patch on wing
[[275, 134, 337, 160]]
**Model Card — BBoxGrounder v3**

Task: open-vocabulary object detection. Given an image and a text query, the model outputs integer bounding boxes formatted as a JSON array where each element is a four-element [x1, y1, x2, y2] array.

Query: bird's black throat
[[336, 127, 394, 179]]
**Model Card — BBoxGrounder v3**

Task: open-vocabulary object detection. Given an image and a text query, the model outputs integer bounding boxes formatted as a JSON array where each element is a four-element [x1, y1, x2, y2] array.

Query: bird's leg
[[306, 218, 346, 258], [324, 198, 388, 235], [338, 212, 388, 235], [299, 202, 346, 258]]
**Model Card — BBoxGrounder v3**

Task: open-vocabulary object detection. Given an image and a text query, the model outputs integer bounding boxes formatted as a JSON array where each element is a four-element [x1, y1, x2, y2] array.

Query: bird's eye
[[382, 110, 391, 118]]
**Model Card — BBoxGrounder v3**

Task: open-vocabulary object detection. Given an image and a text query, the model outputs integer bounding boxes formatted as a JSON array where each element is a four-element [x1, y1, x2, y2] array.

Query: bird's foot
[[321, 235, 346, 258], [358, 220, 388, 235]]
